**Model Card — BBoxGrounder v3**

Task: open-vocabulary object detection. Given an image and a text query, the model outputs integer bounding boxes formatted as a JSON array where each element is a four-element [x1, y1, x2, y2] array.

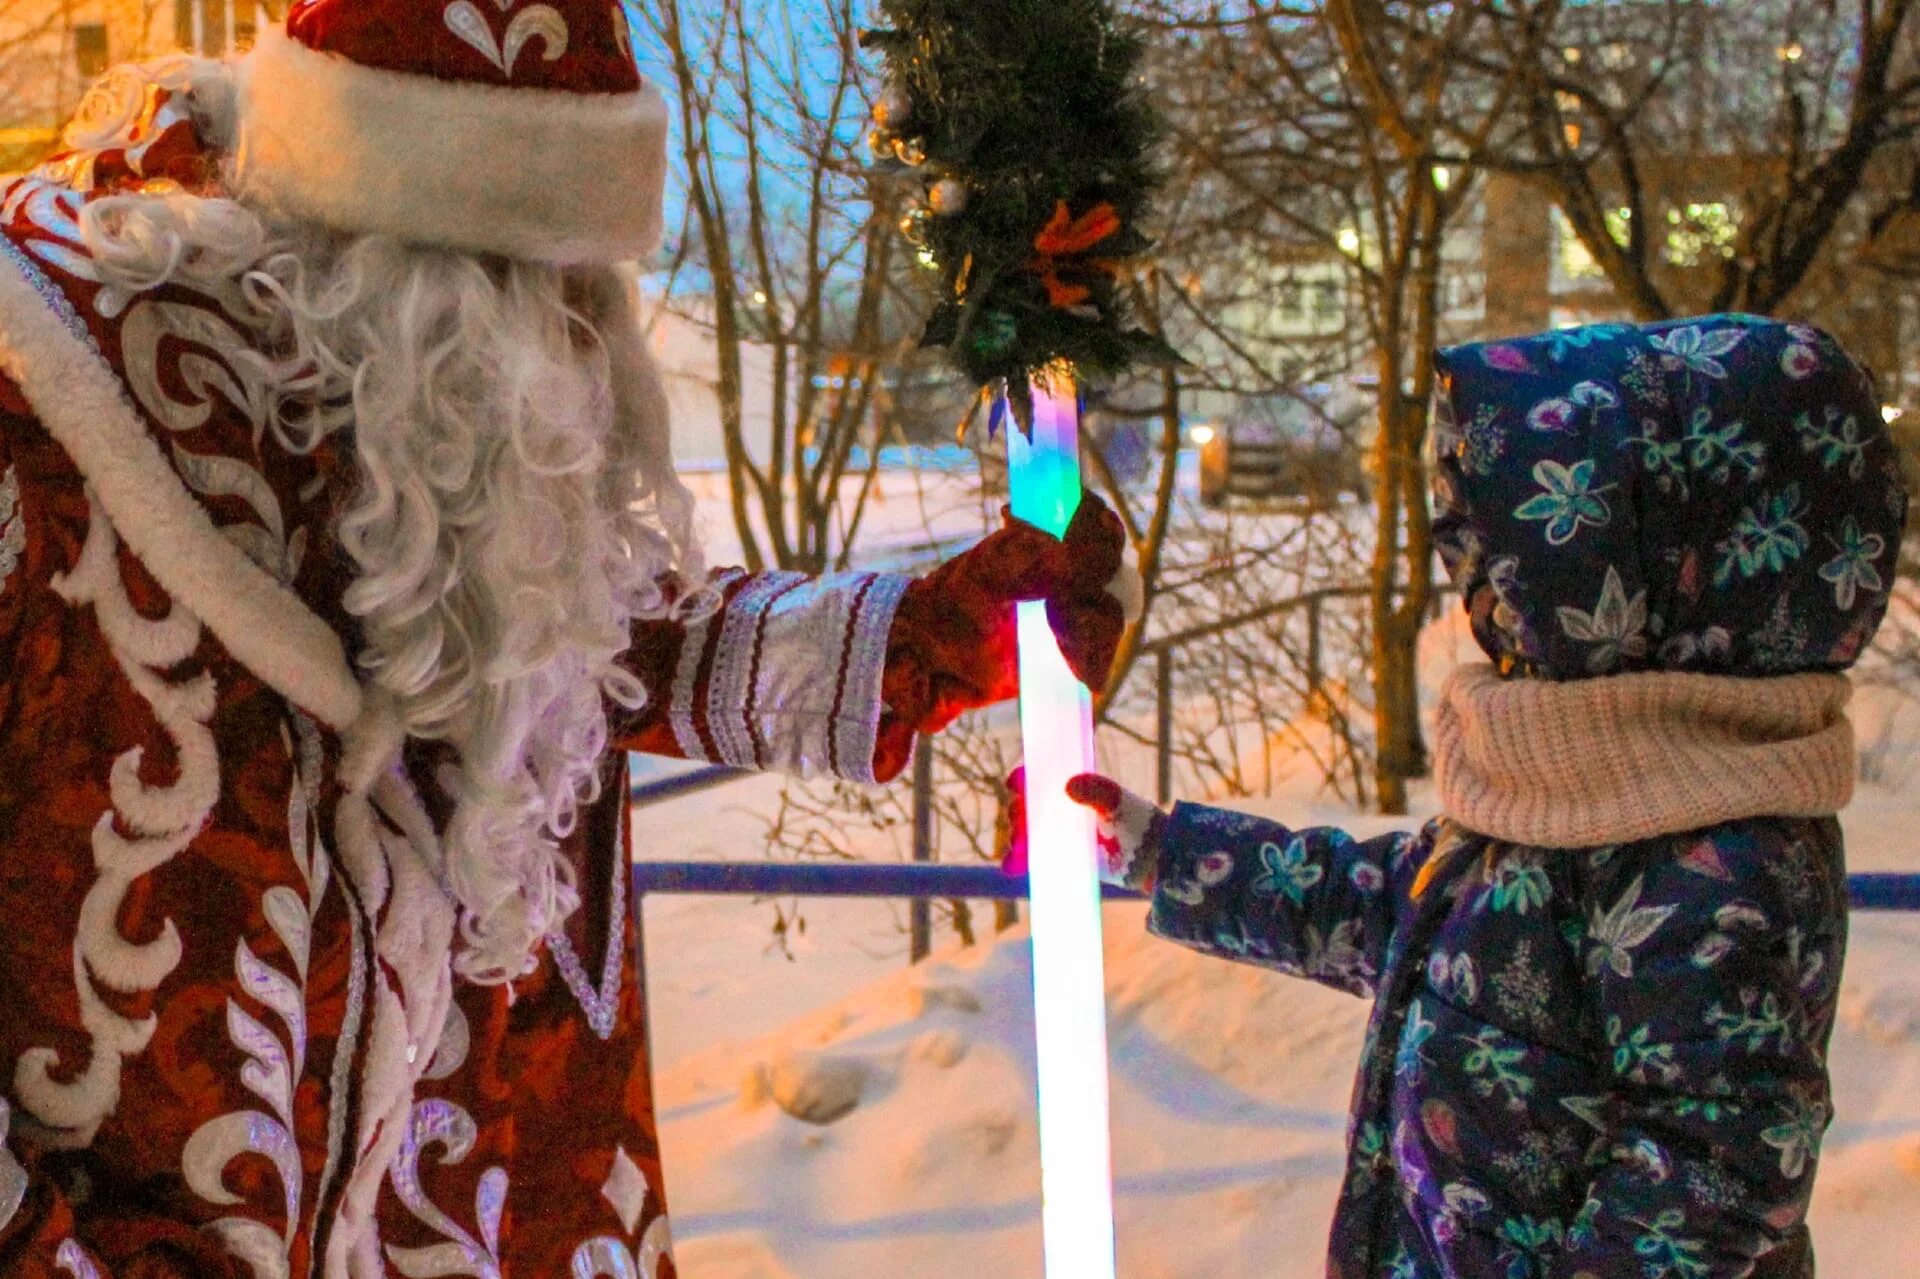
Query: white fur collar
[[0, 240, 364, 732]]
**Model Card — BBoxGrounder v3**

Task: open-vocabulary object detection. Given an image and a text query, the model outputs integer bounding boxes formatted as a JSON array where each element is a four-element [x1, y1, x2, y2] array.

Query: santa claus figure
[[0, 5, 1132, 1275]]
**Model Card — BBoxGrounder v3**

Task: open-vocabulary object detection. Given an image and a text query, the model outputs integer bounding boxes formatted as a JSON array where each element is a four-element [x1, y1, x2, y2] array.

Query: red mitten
[[1000, 767, 1165, 892], [881, 492, 1135, 750]]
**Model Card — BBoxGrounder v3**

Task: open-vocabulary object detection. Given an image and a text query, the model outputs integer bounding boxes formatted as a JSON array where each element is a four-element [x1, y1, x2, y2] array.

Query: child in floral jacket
[[1008, 316, 1909, 1277]]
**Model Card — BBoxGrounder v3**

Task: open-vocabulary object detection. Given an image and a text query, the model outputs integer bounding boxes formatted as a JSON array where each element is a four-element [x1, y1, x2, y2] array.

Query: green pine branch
[[864, 0, 1179, 397]]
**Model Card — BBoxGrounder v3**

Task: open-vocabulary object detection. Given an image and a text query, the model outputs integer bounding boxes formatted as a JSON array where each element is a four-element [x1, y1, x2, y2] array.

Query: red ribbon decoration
[[1026, 200, 1123, 310]]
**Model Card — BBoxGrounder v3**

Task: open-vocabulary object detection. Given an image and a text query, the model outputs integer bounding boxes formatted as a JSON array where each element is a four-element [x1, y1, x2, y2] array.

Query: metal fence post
[[910, 736, 934, 963], [1155, 648, 1174, 807]]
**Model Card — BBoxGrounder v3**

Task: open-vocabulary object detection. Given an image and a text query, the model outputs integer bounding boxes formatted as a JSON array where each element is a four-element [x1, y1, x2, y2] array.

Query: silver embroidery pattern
[[0, 465, 25, 594], [0, 1098, 25, 1233], [568, 1147, 672, 1279], [705, 571, 809, 769], [829, 573, 912, 786], [309, 874, 367, 1279], [442, 1, 570, 78], [55, 1239, 105, 1278], [502, 5, 570, 73], [421, 1002, 471, 1083], [19, 112, 235, 319], [121, 302, 272, 436], [17, 493, 215, 1146], [384, 1099, 507, 1279], [0, 224, 92, 348], [26, 233, 138, 321], [114, 298, 310, 585], [184, 719, 336, 1279], [175, 445, 307, 585], [291, 708, 370, 1279], [601, 1147, 648, 1235], [666, 569, 747, 762], [744, 571, 913, 782], [547, 840, 628, 1041]]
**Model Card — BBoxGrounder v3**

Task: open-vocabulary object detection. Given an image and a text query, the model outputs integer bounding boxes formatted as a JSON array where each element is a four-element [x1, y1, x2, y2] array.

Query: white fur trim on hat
[[234, 27, 669, 265]]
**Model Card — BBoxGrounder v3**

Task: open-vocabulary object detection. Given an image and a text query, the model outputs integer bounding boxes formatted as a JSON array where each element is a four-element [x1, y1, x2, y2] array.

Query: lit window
[[176, 0, 262, 55], [73, 25, 109, 78], [1553, 208, 1607, 286]]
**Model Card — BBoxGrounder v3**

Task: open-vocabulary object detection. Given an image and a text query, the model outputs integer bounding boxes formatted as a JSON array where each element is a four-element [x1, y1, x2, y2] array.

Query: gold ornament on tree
[[892, 136, 928, 167], [898, 207, 932, 245], [872, 87, 912, 129], [928, 178, 970, 217]]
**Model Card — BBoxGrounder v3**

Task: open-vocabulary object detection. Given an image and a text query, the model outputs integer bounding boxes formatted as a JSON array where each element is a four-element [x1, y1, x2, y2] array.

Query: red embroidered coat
[[0, 117, 933, 1279]]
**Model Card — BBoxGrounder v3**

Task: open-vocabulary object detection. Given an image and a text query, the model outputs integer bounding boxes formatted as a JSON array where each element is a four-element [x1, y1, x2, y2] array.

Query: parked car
[[1197, 395, 1370, 509]]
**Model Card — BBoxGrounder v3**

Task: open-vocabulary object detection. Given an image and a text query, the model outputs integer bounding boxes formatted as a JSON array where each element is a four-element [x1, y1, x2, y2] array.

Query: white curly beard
[[75, 55, 702, 987]]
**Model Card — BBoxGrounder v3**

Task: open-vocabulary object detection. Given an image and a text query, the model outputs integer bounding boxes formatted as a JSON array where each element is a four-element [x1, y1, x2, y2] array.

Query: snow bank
[[658, 894, 1920, 1279]]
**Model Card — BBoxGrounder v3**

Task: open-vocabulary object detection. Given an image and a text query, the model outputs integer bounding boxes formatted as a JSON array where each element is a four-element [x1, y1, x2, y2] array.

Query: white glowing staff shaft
[[1006, 373, 1118, 1278]]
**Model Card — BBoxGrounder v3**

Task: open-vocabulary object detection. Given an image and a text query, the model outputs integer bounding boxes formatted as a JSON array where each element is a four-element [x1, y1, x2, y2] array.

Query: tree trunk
[[1094, 361, 1183, 723], [948, 899, 976, 949], [1368, 332, 1412, 815]]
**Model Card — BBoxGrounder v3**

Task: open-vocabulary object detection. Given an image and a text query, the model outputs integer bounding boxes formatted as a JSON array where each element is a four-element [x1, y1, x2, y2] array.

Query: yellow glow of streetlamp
[[1190, 424, 1217, 446]]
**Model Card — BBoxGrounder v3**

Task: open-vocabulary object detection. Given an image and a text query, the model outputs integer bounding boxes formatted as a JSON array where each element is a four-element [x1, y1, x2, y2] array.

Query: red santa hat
[[234, 0, 668, 265]]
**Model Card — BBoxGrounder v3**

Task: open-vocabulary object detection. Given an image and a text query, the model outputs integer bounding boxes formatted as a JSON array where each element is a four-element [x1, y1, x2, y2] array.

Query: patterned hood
[[1432, 315, 1909, 679]]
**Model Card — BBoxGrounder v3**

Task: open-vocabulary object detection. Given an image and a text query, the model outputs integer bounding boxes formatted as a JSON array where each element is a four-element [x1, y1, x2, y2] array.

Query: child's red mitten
[[1000, 767, 1165, 892]]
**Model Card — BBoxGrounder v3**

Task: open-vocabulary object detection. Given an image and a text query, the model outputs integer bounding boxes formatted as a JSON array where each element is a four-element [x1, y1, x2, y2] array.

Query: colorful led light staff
[[1006, 370, 1118, 1278]]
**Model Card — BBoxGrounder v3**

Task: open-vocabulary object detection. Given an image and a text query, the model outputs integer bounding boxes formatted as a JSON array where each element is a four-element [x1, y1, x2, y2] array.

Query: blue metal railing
[[629, 765, 751, 807], [633, 862, 1920, 912], [1848, 874, 1920, 911], [633, 860, 1142, 901]]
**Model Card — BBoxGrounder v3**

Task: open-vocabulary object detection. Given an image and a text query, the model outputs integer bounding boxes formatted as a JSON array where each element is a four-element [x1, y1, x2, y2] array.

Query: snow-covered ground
[[642, 799, 1920, 1279], [634, 468, 1920, 1278]]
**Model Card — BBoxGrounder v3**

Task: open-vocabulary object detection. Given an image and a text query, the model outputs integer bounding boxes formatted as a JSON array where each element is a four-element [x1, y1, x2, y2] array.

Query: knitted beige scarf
[[1433, 664, 1856, 850]]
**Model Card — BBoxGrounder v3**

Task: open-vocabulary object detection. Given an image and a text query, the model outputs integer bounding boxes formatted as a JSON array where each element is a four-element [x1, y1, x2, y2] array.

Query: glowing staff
[[1005, 368, 1117, 1277]]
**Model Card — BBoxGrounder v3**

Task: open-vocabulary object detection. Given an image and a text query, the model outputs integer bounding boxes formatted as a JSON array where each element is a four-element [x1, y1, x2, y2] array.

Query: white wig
[[73, 55, 702, 985]]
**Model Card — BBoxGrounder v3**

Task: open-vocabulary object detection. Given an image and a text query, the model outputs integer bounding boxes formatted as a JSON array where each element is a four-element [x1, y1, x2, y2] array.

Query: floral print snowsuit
[[1147, 316, 1907, 1278]]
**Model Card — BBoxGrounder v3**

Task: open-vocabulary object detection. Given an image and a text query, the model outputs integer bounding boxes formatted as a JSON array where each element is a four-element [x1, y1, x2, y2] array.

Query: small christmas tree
[[862, 0, 1178, 423]]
